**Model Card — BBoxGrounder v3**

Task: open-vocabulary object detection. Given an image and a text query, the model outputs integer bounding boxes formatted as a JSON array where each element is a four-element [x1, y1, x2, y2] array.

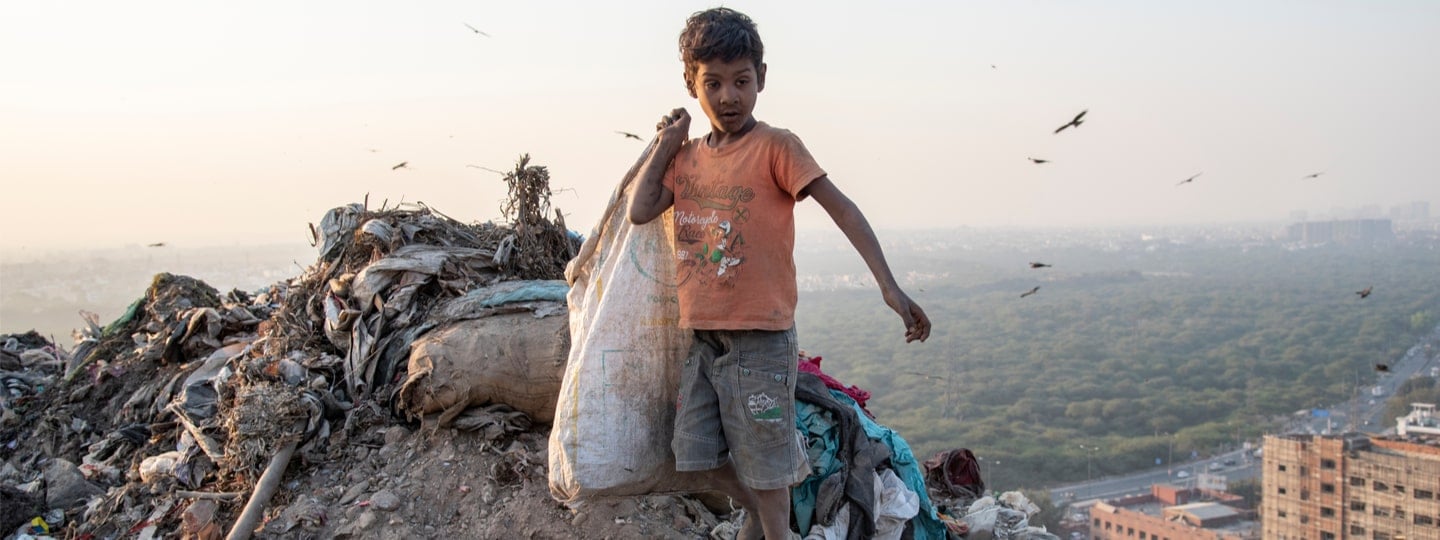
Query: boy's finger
[[910, 305, 930, 342], [901, 315, 920, 342]]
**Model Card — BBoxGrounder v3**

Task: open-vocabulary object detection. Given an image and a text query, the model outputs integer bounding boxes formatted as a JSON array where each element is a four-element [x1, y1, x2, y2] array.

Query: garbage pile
[[0, 157, 595, 539], [1, 152, 1058, 539], [955, 492, 1060, 540]]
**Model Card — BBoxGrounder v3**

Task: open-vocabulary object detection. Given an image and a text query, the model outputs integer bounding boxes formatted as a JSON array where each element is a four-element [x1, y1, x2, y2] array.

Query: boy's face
[[688, 57, 765, 137]]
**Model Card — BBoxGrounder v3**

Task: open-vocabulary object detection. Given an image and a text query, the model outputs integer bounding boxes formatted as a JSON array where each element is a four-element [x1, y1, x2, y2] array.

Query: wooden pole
[[225, 439, 299, 540]]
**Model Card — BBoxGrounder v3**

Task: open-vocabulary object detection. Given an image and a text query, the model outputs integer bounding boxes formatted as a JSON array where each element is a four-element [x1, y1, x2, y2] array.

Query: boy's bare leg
[[752, 487, 792, 540], [705, 463, 783, 540]]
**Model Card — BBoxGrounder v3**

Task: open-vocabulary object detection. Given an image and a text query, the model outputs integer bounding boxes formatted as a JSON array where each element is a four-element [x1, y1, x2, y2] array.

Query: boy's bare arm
[[628, 108, 691, 224], [804, 176, 931, 343]]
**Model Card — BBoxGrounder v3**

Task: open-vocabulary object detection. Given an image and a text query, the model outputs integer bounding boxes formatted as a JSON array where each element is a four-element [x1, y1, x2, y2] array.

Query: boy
[[628, 8, 930, 539]]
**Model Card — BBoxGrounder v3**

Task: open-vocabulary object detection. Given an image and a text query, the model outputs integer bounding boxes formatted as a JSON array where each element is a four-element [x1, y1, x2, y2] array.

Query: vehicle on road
[[1176, 471, 1190, 478]]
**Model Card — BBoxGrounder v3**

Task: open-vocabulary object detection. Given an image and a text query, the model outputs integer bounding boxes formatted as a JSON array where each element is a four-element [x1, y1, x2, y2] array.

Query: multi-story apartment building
[[1285, 219, 1395, 245], [1262, 405, 1440, 539]]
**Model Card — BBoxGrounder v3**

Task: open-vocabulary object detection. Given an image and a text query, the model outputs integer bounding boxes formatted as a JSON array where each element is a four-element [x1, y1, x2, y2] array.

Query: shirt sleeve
[[770, 130, 827, 201]]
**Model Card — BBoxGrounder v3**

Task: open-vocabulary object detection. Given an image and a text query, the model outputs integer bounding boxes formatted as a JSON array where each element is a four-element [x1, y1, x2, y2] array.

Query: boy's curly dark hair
[[678, 8, 764, 95]]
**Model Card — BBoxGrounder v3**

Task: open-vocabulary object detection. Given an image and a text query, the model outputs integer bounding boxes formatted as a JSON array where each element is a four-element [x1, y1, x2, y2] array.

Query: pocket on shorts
[[734, 352, 795, 444]]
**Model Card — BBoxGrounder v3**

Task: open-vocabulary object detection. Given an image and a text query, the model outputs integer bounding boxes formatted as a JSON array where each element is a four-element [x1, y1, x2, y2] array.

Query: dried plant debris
[[497, 154, 577, 280], [221, 383, 309, 478]]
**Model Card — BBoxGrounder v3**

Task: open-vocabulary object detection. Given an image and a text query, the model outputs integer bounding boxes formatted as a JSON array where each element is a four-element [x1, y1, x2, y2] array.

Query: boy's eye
[[737, 79, 749, 86]]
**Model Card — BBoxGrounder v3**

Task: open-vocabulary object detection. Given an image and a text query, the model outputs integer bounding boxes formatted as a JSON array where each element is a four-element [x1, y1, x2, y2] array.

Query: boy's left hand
[[884, 289, 930, 343]]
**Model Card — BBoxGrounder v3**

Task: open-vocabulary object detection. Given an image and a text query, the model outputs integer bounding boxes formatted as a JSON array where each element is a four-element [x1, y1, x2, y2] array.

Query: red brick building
[[1089, 485, 1258, 540]]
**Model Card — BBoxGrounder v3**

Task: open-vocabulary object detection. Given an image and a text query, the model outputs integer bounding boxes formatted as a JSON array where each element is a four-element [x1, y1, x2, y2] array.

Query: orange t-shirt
[[661, 122, 826, 330]]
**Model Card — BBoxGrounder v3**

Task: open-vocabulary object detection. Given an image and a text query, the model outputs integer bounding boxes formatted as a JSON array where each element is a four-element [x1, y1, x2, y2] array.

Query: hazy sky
[[3, 0, 1437, 255]]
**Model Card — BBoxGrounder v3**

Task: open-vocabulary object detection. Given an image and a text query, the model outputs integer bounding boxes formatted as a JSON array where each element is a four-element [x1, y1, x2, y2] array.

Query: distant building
[[1261, 415, 1440, 540], [1389, 201, 1432, 222], [1413, 201, 1432, 220], [1286, 219, 1394, 244], [1397, 403, 1440, 438], [1088, 485, 1258, 540]]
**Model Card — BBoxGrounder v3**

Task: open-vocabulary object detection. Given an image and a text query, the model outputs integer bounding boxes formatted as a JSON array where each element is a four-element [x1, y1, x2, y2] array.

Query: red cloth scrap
[[798, 353, 873, 415]]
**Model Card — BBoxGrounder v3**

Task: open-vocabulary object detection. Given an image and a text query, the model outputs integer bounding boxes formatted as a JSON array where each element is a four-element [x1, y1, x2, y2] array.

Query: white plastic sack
[[803, 469, 920, 540], [875, 468, 921, 539], [548, 143, 717, 506], [139, 451, 185, 483]]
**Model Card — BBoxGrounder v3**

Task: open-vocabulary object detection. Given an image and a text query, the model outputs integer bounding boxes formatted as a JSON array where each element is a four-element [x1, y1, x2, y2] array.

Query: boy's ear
[[684, 74, 697, 98], [757, 62, 767, 92]]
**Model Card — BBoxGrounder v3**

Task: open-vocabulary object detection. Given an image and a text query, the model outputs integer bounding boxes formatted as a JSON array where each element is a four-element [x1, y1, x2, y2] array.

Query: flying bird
[[1053, 109, 1087, 134], [1029, 262, 1052, 269], [1176, 172, 1202, 186], [1375, 363, 1390, 373], [1020, 286, 1041, 298], [1356, 286, 1373, 299], [463, 23, 490, 37], [147, 242, 166, 248], [616, 131, 643, 141], [1027, 157, 1049, 164], [392, 161, 409, 170], [1302, 172, 1325, 179]]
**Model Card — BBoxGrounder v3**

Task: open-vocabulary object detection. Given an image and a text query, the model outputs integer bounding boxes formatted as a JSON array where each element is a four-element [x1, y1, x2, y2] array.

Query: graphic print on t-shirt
[[673, 174, 751, 288]]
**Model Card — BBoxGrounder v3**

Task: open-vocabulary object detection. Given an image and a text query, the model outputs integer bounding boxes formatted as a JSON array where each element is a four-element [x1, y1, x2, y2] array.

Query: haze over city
[[2, 0, 1438, 256]]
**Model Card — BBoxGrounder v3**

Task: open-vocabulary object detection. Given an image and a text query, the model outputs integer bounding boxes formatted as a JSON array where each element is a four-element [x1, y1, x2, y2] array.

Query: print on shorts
[[747, 392, 783, 423]]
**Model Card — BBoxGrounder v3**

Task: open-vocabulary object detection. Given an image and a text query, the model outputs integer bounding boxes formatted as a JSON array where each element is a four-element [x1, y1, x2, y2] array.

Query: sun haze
[[2, 1, 1437, 255]]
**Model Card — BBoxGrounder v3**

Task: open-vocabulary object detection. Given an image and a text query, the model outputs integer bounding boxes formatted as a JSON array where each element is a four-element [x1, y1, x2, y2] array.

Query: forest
[[791, 229, 1440, 490]]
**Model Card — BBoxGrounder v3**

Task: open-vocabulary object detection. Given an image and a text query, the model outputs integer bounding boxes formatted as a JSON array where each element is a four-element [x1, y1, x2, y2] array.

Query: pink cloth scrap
[[798, 354, 873, 415]]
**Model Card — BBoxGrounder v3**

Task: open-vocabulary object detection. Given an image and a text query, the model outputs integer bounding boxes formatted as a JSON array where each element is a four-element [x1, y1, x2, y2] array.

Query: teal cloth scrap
[[792, 401, 843, 534], [790, 391, 947, 540], [477, 280, 569, 307]]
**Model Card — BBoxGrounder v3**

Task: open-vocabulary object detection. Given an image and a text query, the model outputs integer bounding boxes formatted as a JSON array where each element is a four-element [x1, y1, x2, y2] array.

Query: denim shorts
[[672, 326, 809, 490]]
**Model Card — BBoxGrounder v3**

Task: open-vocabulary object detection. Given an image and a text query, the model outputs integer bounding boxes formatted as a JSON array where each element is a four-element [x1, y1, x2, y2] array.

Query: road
[[1049, 448, 1259, 503], [1294, 324, 1440, 436], [1048, 322, 1440, 506]]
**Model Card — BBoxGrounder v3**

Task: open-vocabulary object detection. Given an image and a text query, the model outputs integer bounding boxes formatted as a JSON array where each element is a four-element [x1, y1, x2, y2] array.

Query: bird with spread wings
[[1054, 110, 1087, 134]]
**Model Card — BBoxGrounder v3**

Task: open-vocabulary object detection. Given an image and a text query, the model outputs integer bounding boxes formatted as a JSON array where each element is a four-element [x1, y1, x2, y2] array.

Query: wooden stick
[[169, 404, 226, 461], [225, 439, 298, 540], [177, 490, 246, 501]]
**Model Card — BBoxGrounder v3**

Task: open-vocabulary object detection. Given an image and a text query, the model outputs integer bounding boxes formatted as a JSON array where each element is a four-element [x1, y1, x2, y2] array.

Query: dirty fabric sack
[[396, 309, 568, 424], [548, 142, 715, 505], [923, 448, 985, 501]]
